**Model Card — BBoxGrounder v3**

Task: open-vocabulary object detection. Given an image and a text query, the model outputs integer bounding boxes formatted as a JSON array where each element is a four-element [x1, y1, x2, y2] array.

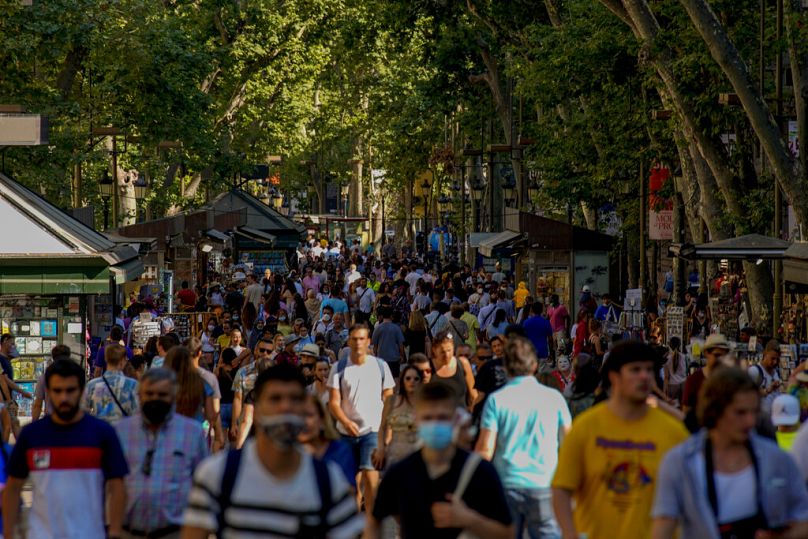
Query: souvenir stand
[[669, 233, 790, 371], [619, 288, 646, 341], [0, 173, 143, 420]]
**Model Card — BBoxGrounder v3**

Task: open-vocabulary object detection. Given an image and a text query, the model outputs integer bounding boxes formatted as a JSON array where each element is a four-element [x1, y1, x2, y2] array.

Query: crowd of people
[[1, 237, 808, 539]]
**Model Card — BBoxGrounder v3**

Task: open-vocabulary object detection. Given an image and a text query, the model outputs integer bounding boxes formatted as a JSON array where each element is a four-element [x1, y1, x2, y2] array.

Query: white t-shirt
[[327, 355, 394, 436], [405, 272, 421, 296], [183, 441, 364, 538], [714, 466, 758, 524]]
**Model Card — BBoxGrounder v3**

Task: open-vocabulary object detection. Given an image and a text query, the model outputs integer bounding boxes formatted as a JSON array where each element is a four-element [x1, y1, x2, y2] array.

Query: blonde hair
[[307, 394, 339, 441], [409, 309, 428, 331]]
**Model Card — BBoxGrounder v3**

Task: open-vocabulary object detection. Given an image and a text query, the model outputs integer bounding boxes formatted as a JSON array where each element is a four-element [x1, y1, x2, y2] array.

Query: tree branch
[[678, 0, 807, 228]]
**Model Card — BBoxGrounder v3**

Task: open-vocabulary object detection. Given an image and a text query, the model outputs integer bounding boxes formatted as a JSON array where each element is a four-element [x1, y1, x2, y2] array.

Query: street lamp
[[438, 194, 451, 214], [421, 177, 431, 232], [98, 170, 114, 230], [502, 177, 516, 206], [272, 192, 283, 210], [340, 182, 349, 217], [133, 173, 148, 201]]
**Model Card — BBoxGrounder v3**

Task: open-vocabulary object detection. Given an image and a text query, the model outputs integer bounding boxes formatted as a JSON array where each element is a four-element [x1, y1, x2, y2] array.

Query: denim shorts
[[343, 431, 377, 472], [220, 403, 233, 429]]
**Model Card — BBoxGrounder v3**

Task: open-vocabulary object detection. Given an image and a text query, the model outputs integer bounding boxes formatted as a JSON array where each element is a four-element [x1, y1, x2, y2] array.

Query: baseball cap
[[582, 285, 591, 293], [796, 371, 808, 384], [771, 394, 800, 426]]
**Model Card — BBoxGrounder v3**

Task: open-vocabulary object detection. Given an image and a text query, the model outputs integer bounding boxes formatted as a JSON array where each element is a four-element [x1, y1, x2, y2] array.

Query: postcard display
[[0, 296, 86, 419]]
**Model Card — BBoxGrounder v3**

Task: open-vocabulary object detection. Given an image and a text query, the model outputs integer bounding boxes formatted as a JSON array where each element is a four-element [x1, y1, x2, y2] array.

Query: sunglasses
[[477, 355, 493, 360], [257, 347, 273, 354], [418, 367, 432, 374], [142, 449, 155, 476]]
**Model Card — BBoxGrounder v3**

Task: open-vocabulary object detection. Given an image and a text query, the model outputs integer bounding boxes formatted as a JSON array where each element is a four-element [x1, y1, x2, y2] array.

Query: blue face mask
[[418, 421, 454, 450]]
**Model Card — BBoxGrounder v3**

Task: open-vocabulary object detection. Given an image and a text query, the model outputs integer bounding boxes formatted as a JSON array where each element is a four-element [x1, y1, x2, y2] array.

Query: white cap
[[582, 285, 591, 293], [771, 394, 800, 426]]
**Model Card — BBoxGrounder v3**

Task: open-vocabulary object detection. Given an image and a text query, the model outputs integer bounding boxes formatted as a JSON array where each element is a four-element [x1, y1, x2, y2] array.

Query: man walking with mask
[[367, 382, 513, 538], [115, 368, 208, 539], [182, 364, 364, 537], [3, 360, 128, 539]]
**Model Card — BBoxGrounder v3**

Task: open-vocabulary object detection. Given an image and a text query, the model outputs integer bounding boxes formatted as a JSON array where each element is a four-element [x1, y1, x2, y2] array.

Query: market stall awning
[[109, 258, 145, 285], [669, 234, 790, 260], [784, 241, 808, 288], [479, 230, 524, 258], [0, 172, 144, 293], [205, 228, 231, 242], [235, 225, 276, 245], [0, 259, 111, 294]]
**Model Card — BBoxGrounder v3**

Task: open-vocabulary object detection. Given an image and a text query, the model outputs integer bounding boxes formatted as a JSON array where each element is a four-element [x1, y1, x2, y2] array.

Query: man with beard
[[3, 359, 129, 539], [115, 368, 208, 538]]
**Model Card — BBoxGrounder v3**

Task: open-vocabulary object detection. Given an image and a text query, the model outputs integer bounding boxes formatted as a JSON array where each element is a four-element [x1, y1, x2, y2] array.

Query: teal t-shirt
[[481, 376, 572, 489]]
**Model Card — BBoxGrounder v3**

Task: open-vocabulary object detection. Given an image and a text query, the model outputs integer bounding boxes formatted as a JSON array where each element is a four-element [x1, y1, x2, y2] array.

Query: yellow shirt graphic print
[[552, 403, 688, 539]]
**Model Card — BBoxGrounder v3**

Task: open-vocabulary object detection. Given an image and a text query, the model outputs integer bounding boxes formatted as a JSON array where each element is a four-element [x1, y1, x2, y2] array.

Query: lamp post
[[527, 175, 540, 213], [340, 182, 349, 217], [99, 170, 114, 230], [271, 191, 283, 210], [421, 177, 431, 233], [502, 177, 516, 208], [437, 195, 451, 262], [133, 173, 148, 223], [472, 180, 484, 233]]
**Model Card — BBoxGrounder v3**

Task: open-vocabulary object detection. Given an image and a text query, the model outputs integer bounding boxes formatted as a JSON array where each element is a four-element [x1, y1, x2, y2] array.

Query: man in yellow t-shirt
[[552, 341, 688, 539]]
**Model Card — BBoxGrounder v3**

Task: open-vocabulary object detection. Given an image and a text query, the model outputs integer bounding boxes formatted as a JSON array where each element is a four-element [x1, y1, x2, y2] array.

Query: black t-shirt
[[373, 449, 511, 539], [217, 369, 236, 404], [225, 291, 243, 312], [475, 358, 506, 397]]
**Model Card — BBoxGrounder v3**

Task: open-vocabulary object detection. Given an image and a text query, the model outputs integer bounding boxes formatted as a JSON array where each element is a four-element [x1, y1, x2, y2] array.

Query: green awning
[[0, 265, 111, 294]]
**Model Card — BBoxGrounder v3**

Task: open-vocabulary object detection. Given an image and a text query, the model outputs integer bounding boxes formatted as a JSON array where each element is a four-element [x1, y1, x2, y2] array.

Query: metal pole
[[673, 190, 687, 305], [111, 135, 118, 228], [774, 0, 784, 335], [102, 198, 109, 230], [461, 165, 466, 265], [639, 161, 647, 297]]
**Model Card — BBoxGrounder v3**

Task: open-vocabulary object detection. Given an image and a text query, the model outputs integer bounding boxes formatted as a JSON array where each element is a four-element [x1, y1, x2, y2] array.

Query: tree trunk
[[621, 0, 747, 230], [785, 1, 808, 193], [678, 0, 808, 229], [580, 202, 598, 230]]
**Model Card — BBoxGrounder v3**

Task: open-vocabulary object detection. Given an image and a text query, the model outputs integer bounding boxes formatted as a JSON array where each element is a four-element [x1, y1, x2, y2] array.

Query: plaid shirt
[[114, 412, 208, 531], [81, 371, 139, 424]]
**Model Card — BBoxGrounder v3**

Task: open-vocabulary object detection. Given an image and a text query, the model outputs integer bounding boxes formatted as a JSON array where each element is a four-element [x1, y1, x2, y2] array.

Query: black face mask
[[142, 400, 172, 425]]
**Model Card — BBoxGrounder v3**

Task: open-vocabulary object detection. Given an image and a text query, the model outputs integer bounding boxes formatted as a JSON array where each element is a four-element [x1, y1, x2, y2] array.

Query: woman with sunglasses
[[372, 365, 422, 471]]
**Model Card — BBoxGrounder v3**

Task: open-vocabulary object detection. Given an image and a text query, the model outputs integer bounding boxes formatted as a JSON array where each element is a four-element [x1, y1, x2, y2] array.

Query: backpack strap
[[752, 364, 765, 388], [217, 448, 243, 537], [375, 357, 387, 385], [452, 452, 482, 501], [313, 457, 333, 533]]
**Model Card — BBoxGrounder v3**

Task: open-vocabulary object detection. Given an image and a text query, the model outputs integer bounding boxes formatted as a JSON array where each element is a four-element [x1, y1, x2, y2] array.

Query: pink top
[[548, 304, 569, 333]]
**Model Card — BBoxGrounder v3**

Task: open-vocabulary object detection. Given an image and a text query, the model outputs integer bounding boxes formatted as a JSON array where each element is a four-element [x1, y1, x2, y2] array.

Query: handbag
[[453, 452, 482, 539]]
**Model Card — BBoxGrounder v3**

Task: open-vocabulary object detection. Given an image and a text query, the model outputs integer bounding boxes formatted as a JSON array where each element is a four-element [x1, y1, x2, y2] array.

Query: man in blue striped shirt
[[115, 368, 208, 538]]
